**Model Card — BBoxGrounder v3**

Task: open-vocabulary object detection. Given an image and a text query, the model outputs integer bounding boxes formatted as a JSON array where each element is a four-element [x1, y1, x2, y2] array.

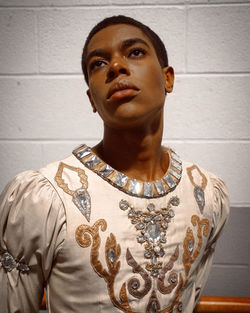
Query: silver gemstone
[[171, 274, 177, 283], [188, 240, 194, 252], [76, 146, 91, 159], [154, 246, 160, 253], [171, 152, 182, 164], [119, 199, 129, 211], [152, 256, 158, 265], [171, 160, 182, 171], [108, 249, 116, 263], [163, 175, 176, 189], [169, 168, 181, 180], [99, 164, 114, 177], [147, 203, 155, 212], [159, 249, 165, 257], [129, 179, 142, 195], [150, 301, 158, 313], [178, 303, 183, 312], [160, 236, 166, 244], [161, 221, 168, 229], [169, 209, 175, 218], [85, 155, 101, 168], [165, 216, 170, 222], [1, 252, 16, 272], [144, 182, 153, 198], [154, 215, 161, 221], [194, 186, 205, 213], [114, 172, 128, 187], [144, 250, 152, 259], [171, 196, 180, 206], [154, 180, 166, 195], [17, 263, 30, 273], [132, 281, 139, 289], [144, 216, 152, 223], [152, 269, 159, 277], [72, 188, 91, 222], [136, 222, 145, 230], [137, 236, 146, 244], [128, 209, 135, 217], [145, 222, 161, 243]]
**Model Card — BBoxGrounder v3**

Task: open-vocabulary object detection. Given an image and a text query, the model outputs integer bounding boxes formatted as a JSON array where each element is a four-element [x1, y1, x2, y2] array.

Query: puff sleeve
[[0, 171, 66, 313], [194, 176, 230, 304]]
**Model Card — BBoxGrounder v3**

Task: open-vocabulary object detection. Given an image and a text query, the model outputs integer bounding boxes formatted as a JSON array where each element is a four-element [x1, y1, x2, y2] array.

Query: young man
[[0, 16, 229, 313]]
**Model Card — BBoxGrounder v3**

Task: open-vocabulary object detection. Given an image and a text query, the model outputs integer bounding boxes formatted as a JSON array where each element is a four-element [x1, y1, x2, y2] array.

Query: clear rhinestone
[[152, 269, 159, 277], [137, 236, 146, 244], [132, 281, 139, 289], [119, 199, 129, 211], [99, 164, 114, 177], [171, 152, 181, 164], [131, 218, 138, 224], [114, 172, 128, 187], [161, 221, 168, 229], [136, 222, 145, 230], [169, 168, 181, 180], [170, 196, 180, 206], [129, 179, 142, 195], [152, 256, 158, 265], [149, 301, 157, 313], [147, 203, 155, 212], [1, 252, 16, 272], [17, 263, 30, 273], [145, 222, 161, 243], [108, 249, 116, 263], [159, 249, 165, 257], [178, 303, 183, 312], [194, 186, 205, 213], [171, 160, 182, 171], [154, 246, 160, 253], [144, 216, 152, 223], [154, 215, 161, 221], [144, 182, 153, 197], [171, 274, 177, 283], [165, 216, 170, 222], [188, 240, 194, 252], [163, 175, 176, 189], [144, 250, 152, 259], [128, 209, 135, 217], [154, 180, 166, 195], [85, 155, 101, 168], [169, 209, 175, 218], [76, 146, 91, 159], [160, 236, 166, 244], [72, 188, 91, 222]]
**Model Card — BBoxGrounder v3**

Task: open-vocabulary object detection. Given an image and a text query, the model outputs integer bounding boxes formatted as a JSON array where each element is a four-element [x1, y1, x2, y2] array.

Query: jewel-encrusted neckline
[[72, 144, 182, 199]]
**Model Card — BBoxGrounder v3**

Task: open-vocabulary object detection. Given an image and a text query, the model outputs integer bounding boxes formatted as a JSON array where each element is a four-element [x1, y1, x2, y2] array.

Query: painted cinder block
[[0, 9, 38, 73], [187, 5, 250, 72], [164, 75, 250, 139], [37, 6, 185, 74]]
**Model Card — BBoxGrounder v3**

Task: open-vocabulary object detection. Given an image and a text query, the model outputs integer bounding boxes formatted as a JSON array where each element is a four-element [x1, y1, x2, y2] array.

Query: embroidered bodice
[[0, 146, 229, 313]]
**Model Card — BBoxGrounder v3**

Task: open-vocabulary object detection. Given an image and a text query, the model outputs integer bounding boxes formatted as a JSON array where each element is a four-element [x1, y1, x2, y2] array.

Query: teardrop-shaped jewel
[[72, 188, 91, 222], [108, 249, 116, 263]]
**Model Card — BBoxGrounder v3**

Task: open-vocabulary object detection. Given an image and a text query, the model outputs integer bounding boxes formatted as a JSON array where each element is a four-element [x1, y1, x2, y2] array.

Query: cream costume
[[0, 144, 229, 313]]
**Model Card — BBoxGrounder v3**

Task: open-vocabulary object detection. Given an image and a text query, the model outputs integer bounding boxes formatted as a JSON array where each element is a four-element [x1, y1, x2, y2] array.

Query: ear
[[87, 89, 97, 113], [163, 66, 174, 94]]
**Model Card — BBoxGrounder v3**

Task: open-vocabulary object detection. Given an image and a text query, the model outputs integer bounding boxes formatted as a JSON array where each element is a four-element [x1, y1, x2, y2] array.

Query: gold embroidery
[[55, 162, 88, 195], [126, 248, 152, 299], [157, 246, 179, 294], [186, 165, 207, 189], [183, 215, 210, 281]]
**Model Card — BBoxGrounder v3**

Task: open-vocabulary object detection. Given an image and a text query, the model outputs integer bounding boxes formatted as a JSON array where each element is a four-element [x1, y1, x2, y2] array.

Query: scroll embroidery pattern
[[55, 162, 91, 222], [187, 165, 208, 214], [75, 214, 210, 313]]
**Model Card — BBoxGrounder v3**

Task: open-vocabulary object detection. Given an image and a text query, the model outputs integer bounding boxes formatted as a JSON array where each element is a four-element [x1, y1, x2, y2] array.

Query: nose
[[106, 58, 130, 82]]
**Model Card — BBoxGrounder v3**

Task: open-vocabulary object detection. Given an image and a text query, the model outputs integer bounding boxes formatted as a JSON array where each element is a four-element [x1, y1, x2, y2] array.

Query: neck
[[92, 111, 169, 182]]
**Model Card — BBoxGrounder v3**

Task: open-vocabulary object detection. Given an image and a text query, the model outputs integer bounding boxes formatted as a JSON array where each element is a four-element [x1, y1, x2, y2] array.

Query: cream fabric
[[0, 151, 229, 313]]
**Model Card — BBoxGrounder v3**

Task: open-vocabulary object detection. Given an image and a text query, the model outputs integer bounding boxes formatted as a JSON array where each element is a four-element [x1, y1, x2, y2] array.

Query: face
[[86, 24, 174, 129]]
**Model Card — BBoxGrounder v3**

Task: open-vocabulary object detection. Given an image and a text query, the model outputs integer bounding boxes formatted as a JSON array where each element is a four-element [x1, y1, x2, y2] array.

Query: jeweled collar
[[72, 144, 182, 199]]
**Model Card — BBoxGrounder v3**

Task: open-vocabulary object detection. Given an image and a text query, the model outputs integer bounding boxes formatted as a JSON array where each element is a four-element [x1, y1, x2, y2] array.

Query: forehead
[[87, 23, 154, 54]]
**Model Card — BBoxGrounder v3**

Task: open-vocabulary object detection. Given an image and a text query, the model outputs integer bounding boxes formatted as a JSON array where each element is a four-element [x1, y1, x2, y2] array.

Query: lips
[[107, 80, 140, 100]]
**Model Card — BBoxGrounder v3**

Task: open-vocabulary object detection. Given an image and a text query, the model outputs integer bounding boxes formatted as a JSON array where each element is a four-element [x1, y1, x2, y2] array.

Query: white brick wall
[[0, 0, 250, 298]]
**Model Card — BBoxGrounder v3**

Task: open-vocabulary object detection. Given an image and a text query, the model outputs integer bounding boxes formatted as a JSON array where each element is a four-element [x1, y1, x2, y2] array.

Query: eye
[[129, 48, 146, 58], [89, 59, 107, 72]]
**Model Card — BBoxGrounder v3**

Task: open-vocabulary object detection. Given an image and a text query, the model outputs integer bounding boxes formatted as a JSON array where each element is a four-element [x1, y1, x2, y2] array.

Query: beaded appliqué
[[187, 165, 208, 214], [119, 197, 179, 277], [0, 251, 30, 273], [55, 162, 91, 222], [73, 144, 182, 199]]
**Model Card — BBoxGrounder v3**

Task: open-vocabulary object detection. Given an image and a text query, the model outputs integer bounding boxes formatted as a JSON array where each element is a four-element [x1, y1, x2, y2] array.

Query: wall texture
[[0, 0, 249, 298]]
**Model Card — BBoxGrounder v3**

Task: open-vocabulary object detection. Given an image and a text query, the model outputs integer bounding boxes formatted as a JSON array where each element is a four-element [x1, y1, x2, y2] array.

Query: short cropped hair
[[81, 15, 169, 85]]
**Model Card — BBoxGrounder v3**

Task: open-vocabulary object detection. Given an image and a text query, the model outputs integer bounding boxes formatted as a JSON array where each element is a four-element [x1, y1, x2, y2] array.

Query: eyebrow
[[86, 37, 150, 66]]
